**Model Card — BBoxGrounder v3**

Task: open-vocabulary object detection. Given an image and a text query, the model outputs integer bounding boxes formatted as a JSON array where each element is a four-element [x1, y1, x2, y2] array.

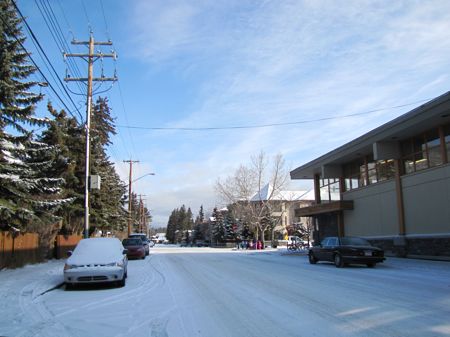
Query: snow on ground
[[1, 246, 450, 337]]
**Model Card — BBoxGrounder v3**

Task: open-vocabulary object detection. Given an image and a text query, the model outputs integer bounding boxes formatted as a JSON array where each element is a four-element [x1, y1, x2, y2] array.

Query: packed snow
[[67, 237, 125, 265], [1, 246, 449, 337]]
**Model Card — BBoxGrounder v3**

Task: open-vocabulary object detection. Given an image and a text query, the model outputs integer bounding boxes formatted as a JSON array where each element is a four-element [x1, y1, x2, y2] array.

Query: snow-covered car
[[64, 238, 128, 289]]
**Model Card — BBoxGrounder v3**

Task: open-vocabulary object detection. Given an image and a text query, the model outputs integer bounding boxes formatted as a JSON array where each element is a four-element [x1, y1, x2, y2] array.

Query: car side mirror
[[66, 250, 73, 257], [123, 249, 128, 255]]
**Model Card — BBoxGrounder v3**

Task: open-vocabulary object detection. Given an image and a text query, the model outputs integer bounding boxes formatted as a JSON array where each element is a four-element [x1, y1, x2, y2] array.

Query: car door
[[322, 237, 338, 261], [315, 238, 329, 260]]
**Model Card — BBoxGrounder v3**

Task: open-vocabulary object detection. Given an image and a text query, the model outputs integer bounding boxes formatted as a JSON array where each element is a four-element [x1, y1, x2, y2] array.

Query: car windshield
[[130, 235, 147, 241], [122, 239, 142, 246], [340, 237, 371, 246]]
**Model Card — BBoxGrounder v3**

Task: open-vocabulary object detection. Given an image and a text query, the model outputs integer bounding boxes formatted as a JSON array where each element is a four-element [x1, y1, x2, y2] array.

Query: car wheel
[[334, 253, 344, 268], [308, 252, 318, 264], [367, 263, 375, 268], [117, 276, 126, 288]]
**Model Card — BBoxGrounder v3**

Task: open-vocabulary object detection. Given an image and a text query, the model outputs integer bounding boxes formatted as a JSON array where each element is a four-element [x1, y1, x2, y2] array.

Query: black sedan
[[308, 236, 385, 268]]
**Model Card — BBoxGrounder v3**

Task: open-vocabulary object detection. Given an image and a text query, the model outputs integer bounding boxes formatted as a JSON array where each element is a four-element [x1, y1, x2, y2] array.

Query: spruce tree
[[193, 205, 205, 241], [89, 97, 127, 233], [211, 207, 225, 243], [39, 103, 85, 233], [166, 210, 176, 243], [0, 0, 67, 230]]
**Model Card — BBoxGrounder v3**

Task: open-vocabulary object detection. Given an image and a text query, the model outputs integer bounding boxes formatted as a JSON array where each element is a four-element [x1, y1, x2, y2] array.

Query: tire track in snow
[[114, 255, 178, 337], [54, 256, 158, 318], [16, 279, 72, 337]]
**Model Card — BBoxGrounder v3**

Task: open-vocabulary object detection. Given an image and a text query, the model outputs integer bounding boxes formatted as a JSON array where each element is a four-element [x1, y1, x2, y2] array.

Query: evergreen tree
[[0, 1, 67, 230], [89, 97, 127, 233], [0, 0, 43, 136], [193, 205, 205, 241], [223, 211, 236, 241], [39, 103, 84, 233], [185, 207, 194, 230], [211, 207, 225, 243], [165, 205, 195, 243], [166, 209, 176, 242]]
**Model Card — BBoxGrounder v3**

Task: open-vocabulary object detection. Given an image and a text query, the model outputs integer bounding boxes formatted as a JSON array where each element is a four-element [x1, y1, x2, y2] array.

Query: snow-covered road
[[1, 246, 450, 337]]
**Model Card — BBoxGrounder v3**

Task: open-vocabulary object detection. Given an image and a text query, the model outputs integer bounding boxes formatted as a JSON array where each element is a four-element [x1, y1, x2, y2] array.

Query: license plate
[[364, 251, 372, 256]]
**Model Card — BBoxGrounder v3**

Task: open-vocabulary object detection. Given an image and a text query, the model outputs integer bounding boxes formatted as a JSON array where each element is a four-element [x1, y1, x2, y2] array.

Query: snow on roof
[[250, 183, 315, 202]]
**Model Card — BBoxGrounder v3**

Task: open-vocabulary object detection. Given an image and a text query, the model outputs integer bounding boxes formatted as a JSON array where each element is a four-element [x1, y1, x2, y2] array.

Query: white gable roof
[[250, 183, 315, 202]]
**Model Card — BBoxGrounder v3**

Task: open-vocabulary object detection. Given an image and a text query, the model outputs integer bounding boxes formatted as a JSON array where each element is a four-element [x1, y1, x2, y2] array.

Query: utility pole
[[64, 34, 117, 239], [124, 160, 139, 236], [138, 194, 147, 233]]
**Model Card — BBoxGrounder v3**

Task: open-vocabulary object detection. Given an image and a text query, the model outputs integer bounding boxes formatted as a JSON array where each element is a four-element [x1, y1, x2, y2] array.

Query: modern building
[[290, 91, 450, 259]]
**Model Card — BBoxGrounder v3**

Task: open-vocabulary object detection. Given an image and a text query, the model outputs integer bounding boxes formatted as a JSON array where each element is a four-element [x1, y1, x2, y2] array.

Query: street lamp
[[130, 172, 155, 186]]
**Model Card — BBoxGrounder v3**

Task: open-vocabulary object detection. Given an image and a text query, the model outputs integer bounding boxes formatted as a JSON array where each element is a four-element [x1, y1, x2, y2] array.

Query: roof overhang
[[295, 200, 354, 217], [291, 91, 450, 179]]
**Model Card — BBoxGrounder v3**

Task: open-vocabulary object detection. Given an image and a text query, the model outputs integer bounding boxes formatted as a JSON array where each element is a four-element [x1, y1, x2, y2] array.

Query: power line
[[117, 80, 138, 156], [13, 1, 84, 121], [81, 0, 92, 33], [99, 0, 110, 40], [0, 8, 81, 123], [35, 0, 85, 94], [56, 0, 75, 40], [116, 98, 432, 131]]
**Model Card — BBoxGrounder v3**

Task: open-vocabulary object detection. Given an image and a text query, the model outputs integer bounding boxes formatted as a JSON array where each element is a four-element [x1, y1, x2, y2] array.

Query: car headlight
[[64, 264, 77, 271]]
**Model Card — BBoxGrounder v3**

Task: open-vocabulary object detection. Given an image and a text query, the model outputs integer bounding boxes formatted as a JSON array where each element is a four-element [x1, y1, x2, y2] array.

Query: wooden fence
[[55, 234, 82, 259], [0, 232, 40, 269], [0, 232, 82, 269]]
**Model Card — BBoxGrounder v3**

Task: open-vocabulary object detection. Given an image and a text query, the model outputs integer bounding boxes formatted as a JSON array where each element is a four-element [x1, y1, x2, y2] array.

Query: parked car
[[308, 236, 385, 268], [287, 236, 310, 250], [194, 240, 208, 247], [64, 238, 128, 289], [180, 240, 190, 247], [129, 233, 150, 255], [122, 238, 146, 260]]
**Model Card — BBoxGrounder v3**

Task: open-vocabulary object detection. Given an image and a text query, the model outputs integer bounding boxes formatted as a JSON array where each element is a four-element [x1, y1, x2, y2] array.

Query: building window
[[343, 155, 396, 192], [401, 127, 444, 174], [343, 160, 364, 191], [444, 124, 450, 161], [319, 178, 340, 202], [426, 128, 442, 167], [376, 160, 396, 181]]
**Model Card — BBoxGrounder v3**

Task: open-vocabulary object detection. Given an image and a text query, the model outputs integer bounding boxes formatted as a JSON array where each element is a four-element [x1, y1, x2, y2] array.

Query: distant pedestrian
[[236, 236, 241, 250]]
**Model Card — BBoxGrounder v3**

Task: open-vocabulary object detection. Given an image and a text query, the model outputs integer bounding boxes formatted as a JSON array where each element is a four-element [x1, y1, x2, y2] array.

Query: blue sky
[[19, 0, 450, 227]]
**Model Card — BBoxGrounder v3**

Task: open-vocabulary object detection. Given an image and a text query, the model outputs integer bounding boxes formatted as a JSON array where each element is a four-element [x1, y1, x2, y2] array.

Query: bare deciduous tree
[[215, 151, 289, 243]]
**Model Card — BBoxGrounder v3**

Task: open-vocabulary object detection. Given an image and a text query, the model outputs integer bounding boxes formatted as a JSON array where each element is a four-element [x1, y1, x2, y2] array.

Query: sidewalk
[[0, 259, 65, 300]]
